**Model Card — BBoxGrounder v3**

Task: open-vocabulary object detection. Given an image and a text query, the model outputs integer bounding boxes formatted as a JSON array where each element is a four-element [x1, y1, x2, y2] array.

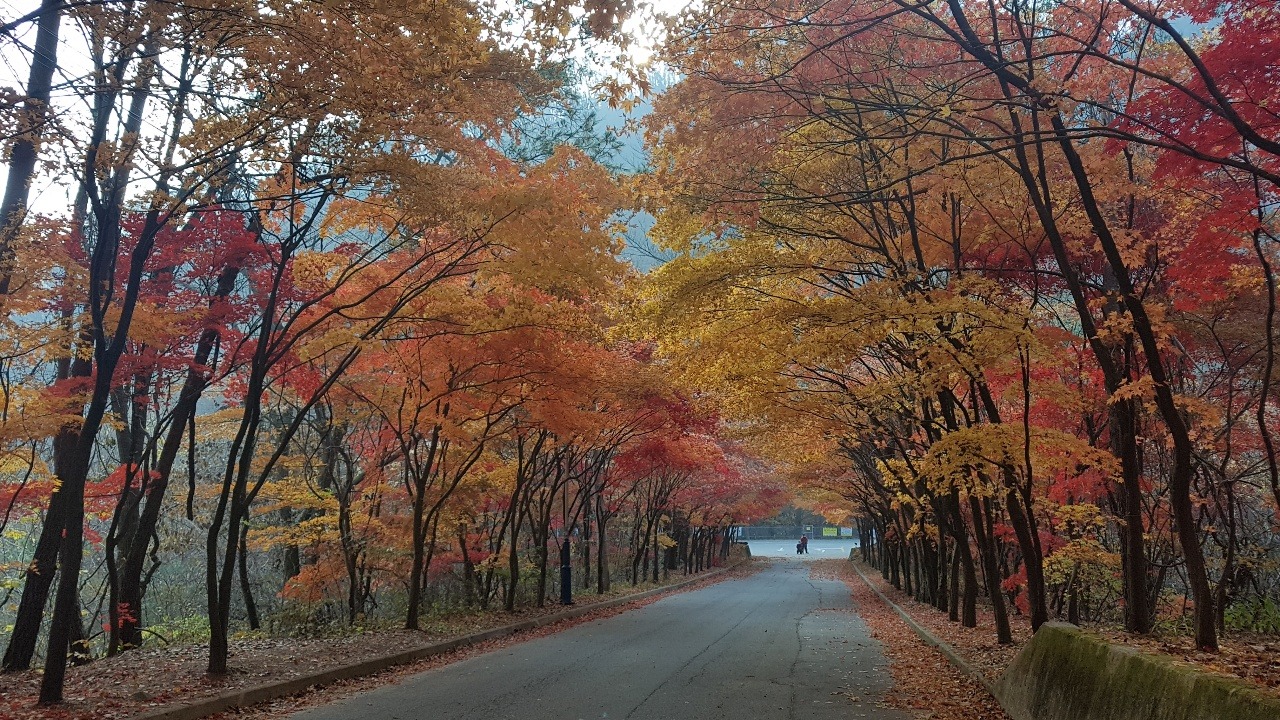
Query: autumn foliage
[[0, 0, 784, 706], [3, 0, 1279, 709], [633, 0, 1280, 654]]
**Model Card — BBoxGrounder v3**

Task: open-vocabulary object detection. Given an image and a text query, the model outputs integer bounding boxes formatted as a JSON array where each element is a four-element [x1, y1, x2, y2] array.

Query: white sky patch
[[620, 0, 697, 67]]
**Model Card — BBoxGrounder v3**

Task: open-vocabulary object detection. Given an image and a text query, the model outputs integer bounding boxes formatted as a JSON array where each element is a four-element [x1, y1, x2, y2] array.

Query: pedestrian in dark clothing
[[800, 535, 809, 554]]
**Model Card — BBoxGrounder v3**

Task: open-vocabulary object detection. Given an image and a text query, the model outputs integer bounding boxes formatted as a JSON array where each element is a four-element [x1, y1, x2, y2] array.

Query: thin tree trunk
[[969, 495, 1012, 643], [596, 508, 610, 594], [0, 0, 62, 297], [238, 521, 259, 631]]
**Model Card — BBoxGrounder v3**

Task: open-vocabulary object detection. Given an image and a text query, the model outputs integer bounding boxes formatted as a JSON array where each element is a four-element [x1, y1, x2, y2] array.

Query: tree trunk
[[969, 495, 1012, 643], [0, 0, 62, 297], [948, 543, 961, 623], [506, 524, 521, 612], [238, 521, 260, 631], [1112, 396, 1154, 633], [580, 514, 592, 591], [935, 535, 949, 613], [596, 511, 610, 594], [2, 443, 70, 670], [1048, 112, 1215, 649], [458, 524, 477, 607], [405, 466, 428, 630], [4, 329, 89, 670]]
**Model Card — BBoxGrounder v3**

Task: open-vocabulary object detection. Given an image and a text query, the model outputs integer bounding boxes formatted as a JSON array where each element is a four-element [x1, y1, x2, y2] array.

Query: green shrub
[[145, 614, 211, 646], [1223, 597, 1280, 634]]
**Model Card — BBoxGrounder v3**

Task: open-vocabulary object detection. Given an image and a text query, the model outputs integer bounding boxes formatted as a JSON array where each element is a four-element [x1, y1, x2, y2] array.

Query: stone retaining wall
[[995, 622, 1280, 720]]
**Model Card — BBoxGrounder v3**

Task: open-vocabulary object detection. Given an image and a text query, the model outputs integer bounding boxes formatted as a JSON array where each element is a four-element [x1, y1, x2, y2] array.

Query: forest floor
[[0, 562, 758, 720], [825, 558, 1280, 720]]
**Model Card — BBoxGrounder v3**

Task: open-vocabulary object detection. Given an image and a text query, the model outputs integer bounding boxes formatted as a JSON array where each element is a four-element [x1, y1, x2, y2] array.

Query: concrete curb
[[847, 559, 998, 695], [131, 561, 747, 720]]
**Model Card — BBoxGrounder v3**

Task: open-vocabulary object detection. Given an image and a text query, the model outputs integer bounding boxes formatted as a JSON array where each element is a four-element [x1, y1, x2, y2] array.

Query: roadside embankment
[[996, 622, 1280, 720], [847, 559, 1280, 720]]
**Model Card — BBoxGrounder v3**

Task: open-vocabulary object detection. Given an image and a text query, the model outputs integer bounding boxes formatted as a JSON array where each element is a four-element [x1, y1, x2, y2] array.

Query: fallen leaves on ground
[[845, 560, 1032, 682], [819, 550, 1280, 712], [0, 562, 758, 720], [812, 559, 1012, 720], [1090, 628, 1280, 694]]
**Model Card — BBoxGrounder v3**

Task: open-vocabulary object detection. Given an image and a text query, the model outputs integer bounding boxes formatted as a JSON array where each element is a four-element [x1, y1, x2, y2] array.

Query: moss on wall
[[995, 622, 1280, 720]]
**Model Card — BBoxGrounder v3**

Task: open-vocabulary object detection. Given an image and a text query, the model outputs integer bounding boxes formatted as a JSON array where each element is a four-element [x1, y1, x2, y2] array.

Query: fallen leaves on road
[[812, 560, 1012, 720], [0, 562, 759, 720], [840, 558, 1280, 701], [816, 557, 1280, 720]]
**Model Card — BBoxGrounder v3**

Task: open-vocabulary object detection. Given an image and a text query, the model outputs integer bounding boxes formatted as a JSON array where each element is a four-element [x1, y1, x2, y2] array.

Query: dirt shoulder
[[0, 562, 758, 720], [821, 558, 1279, 720]]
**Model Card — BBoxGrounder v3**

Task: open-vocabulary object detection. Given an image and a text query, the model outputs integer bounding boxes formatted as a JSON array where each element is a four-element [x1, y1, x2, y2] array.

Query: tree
[[635, 0, 1280, 652]]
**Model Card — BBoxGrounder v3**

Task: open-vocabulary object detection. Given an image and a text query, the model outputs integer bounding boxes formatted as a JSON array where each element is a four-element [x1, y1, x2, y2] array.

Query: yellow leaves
[[0, 450, 45, 476], [1109, 375, 1155, 406], [1044, 537, 1120, 585], [893, 491, 917, 512], [122, 298, 192, 349], [248, 514, 338, 552], [197, 407, 249, 442], [1053, 502, 1108, 530], [623, 226, 1043, 469], [877, 458, 912, 486], [486, 146, 620, 253], [1176, 392, 1223, 429], [918, 424, 1120, 496], [249, 476, 340, 550], [292, 251, 348, 292]]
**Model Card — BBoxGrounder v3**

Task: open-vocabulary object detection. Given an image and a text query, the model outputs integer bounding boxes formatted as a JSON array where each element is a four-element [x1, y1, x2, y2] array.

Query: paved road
[[747, 538, 859, 558], [289, 559, 908, 720]]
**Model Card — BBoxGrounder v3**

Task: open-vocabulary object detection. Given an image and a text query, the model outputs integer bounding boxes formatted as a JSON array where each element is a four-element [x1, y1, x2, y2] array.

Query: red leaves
[[1116, 2, 1280, 183], [102, 603, 140, 634]]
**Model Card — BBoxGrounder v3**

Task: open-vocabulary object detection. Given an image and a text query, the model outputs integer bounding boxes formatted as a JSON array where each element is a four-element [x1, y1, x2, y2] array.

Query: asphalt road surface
[[747, 538, 859, 558], [288, 557, 908, 720]]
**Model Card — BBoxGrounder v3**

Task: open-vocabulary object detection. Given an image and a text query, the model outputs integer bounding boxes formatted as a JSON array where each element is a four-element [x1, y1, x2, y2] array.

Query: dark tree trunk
[[238, 522, 259, 631], [950, 506, 980, 629], [0, 0, 62, 296], [1046, 112, 1214, 649], [2, 442, 71, 670], [4, 336, 88, 670], [1112, 396, 1154, 633], [596, 512, 610, 594], [580, 514, 592, 591], [948, 543, 961, 623], [969, 495, 1012, 643], [935, 535, 949, 613], [458, 524, 477, 607]]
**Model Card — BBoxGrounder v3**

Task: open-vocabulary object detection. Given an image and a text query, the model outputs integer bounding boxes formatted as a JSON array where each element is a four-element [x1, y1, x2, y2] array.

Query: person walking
[[799, 535, 809, 554]]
